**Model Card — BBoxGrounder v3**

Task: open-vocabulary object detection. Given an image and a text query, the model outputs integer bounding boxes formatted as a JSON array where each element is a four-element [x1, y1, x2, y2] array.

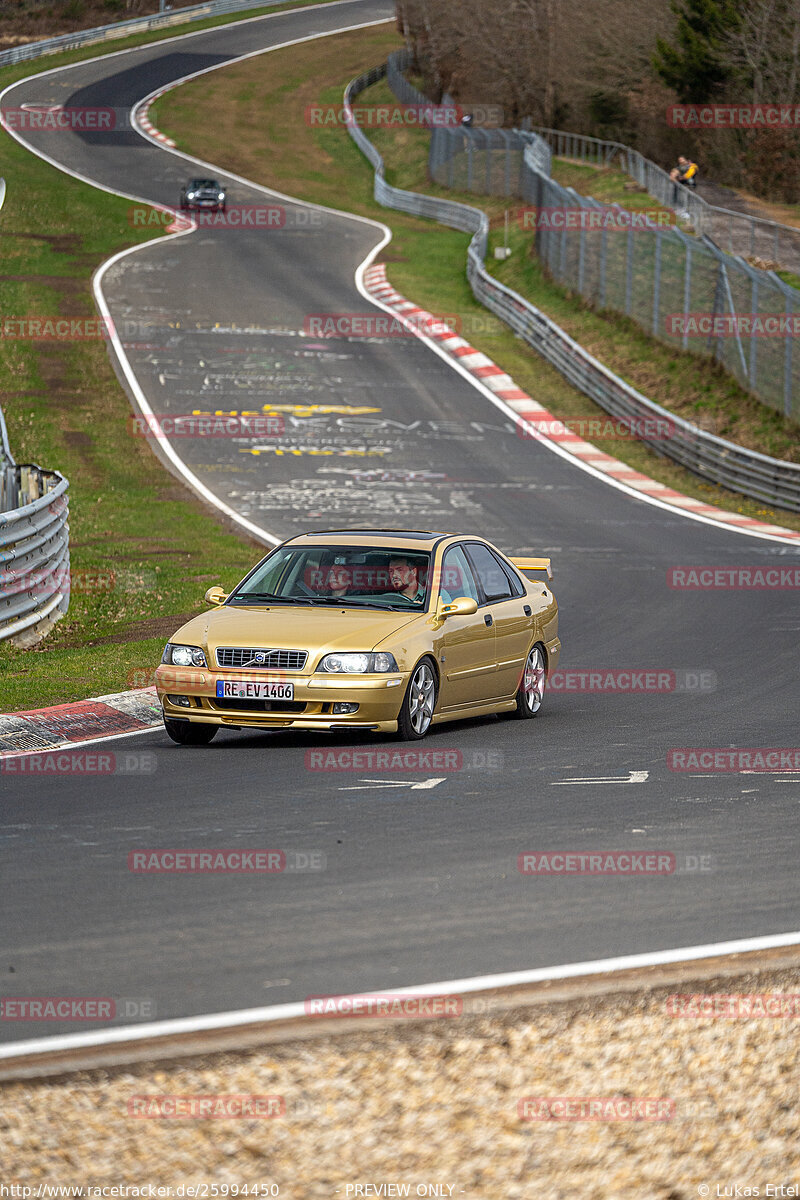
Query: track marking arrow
[[338, 777, 447, 792], [551, 770, 649, 786]]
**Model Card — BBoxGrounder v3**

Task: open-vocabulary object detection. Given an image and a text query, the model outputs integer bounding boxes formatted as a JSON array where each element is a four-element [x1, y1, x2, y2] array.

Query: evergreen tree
[[654, 0, 741, 102]]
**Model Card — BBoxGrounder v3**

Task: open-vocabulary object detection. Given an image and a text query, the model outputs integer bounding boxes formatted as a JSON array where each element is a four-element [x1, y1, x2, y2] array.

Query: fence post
[[682, 243, 692, 352], [625, 228, 634, 316], [652, 231, 662, 336], [749, 275, 758, 391], [784, 290, 793, 418], [578, 209, 586, 293], [599, 225, 607, 309]]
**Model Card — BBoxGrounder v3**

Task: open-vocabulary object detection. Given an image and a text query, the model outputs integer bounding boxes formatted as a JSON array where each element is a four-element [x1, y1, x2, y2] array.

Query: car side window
[[465, 543, 514, 602], [439, 546, 480, 604], [493, 551, 526, 597]]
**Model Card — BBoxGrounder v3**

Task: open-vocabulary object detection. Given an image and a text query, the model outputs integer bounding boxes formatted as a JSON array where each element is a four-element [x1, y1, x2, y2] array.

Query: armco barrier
[[0, 0, 296, 67], [345, 60, 800, 513], [0, 406, 70, 647]]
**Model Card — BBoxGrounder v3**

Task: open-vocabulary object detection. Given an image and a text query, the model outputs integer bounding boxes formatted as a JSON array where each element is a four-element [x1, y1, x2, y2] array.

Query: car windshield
[[228, 545, 432, 611], [191, 179, 219, 189]]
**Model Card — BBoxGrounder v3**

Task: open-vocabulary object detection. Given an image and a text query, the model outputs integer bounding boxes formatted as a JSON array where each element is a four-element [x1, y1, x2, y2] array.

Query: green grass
[[0, 124, 263, 706], [0, 1, 361, 710], [550, 158, 677, 222]]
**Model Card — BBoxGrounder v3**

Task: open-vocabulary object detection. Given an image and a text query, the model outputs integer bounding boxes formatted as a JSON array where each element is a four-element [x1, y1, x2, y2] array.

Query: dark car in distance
[[180, 178, 227, 212]]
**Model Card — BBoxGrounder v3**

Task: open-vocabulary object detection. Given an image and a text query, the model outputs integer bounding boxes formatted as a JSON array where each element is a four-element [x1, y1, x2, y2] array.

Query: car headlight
[[162, 644, 207, 667], [318, 652, 399, 673], [218, 192, 225, 200], [187, 192, 195, 200]]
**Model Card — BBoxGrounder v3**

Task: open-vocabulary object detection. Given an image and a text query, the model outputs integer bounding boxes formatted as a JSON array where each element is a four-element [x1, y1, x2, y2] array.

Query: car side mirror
[[437, 595, 478, 619], [204, 586, 228, 606]]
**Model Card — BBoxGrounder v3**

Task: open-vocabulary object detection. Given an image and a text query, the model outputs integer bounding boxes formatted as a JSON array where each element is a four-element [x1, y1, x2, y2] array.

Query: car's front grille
[[212, 698, 307, 714], [216, 647, 308, 671]]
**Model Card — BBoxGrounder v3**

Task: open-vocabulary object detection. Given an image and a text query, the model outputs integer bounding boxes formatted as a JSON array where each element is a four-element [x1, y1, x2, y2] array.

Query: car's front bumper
[[155, 666, 408, 733]]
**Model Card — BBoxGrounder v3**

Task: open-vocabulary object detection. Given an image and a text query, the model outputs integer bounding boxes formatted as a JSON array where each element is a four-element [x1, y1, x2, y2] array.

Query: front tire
[[164, 717, 218, 745], [396, 658, 437, 741], [510, 643, 546, 719]]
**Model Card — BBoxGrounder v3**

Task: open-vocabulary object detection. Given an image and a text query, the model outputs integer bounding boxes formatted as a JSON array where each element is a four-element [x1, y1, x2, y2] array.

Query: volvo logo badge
[[254, 652, 266, 663]]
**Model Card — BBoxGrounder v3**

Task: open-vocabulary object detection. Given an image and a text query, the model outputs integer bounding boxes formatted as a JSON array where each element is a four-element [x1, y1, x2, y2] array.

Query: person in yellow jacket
[[670, 156, 699, 188]]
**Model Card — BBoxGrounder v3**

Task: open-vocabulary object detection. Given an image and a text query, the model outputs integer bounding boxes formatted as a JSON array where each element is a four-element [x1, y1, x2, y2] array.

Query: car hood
[[168, 605, 424, 664]]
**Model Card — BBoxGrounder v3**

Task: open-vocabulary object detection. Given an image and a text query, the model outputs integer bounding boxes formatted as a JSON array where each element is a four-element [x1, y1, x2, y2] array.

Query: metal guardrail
[[0, 0, 295, 67], [0, 406, 70, 647], [346, 61, 800, 514], [427, 120, 800, 423]]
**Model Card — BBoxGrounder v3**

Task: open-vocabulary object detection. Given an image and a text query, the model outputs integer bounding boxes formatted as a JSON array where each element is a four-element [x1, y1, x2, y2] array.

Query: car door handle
[[484, 614, 493, 627], [523, 605, 531, 616]]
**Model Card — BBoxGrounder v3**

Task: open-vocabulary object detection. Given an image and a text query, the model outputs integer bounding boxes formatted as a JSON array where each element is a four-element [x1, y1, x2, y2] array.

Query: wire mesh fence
[[523, 126, 800, 272], [427, 121, 800, 422]]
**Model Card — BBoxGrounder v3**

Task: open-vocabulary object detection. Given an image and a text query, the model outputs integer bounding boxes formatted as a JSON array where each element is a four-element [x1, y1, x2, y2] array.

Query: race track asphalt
[[1, 0, 799, 1041]]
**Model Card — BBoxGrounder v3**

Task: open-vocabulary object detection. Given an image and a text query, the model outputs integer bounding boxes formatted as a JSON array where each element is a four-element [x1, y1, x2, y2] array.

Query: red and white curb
[[0, 688, 161, 757], [363, 263, 800, 545], [135, 89, 176, 148]]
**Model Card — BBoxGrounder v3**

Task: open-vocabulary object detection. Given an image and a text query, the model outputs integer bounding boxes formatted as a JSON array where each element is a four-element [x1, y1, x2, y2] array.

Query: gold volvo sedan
[[156, 529, 561, 744]]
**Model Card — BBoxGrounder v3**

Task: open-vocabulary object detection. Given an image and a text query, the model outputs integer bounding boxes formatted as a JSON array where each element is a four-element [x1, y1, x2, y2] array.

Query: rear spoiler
[[509, 556, 553, 582]]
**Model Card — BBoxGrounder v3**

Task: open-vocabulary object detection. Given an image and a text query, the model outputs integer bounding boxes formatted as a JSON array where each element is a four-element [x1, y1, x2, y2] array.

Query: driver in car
[[388, 556, 426, 603]]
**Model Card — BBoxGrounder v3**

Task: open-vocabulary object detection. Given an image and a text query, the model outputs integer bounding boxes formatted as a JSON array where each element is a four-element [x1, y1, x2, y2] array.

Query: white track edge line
[[0, 7, 395, 552], [2, 930, 799, 1059]]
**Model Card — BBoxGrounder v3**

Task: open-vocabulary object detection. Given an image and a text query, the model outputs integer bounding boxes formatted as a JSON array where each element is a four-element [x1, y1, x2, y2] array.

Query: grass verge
[[155, 39, 800, 524], [0, 1, 362, 711]]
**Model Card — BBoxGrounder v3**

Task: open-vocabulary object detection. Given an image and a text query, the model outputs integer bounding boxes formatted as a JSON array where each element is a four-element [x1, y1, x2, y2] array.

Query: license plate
[[216, 680, 295, 701]]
